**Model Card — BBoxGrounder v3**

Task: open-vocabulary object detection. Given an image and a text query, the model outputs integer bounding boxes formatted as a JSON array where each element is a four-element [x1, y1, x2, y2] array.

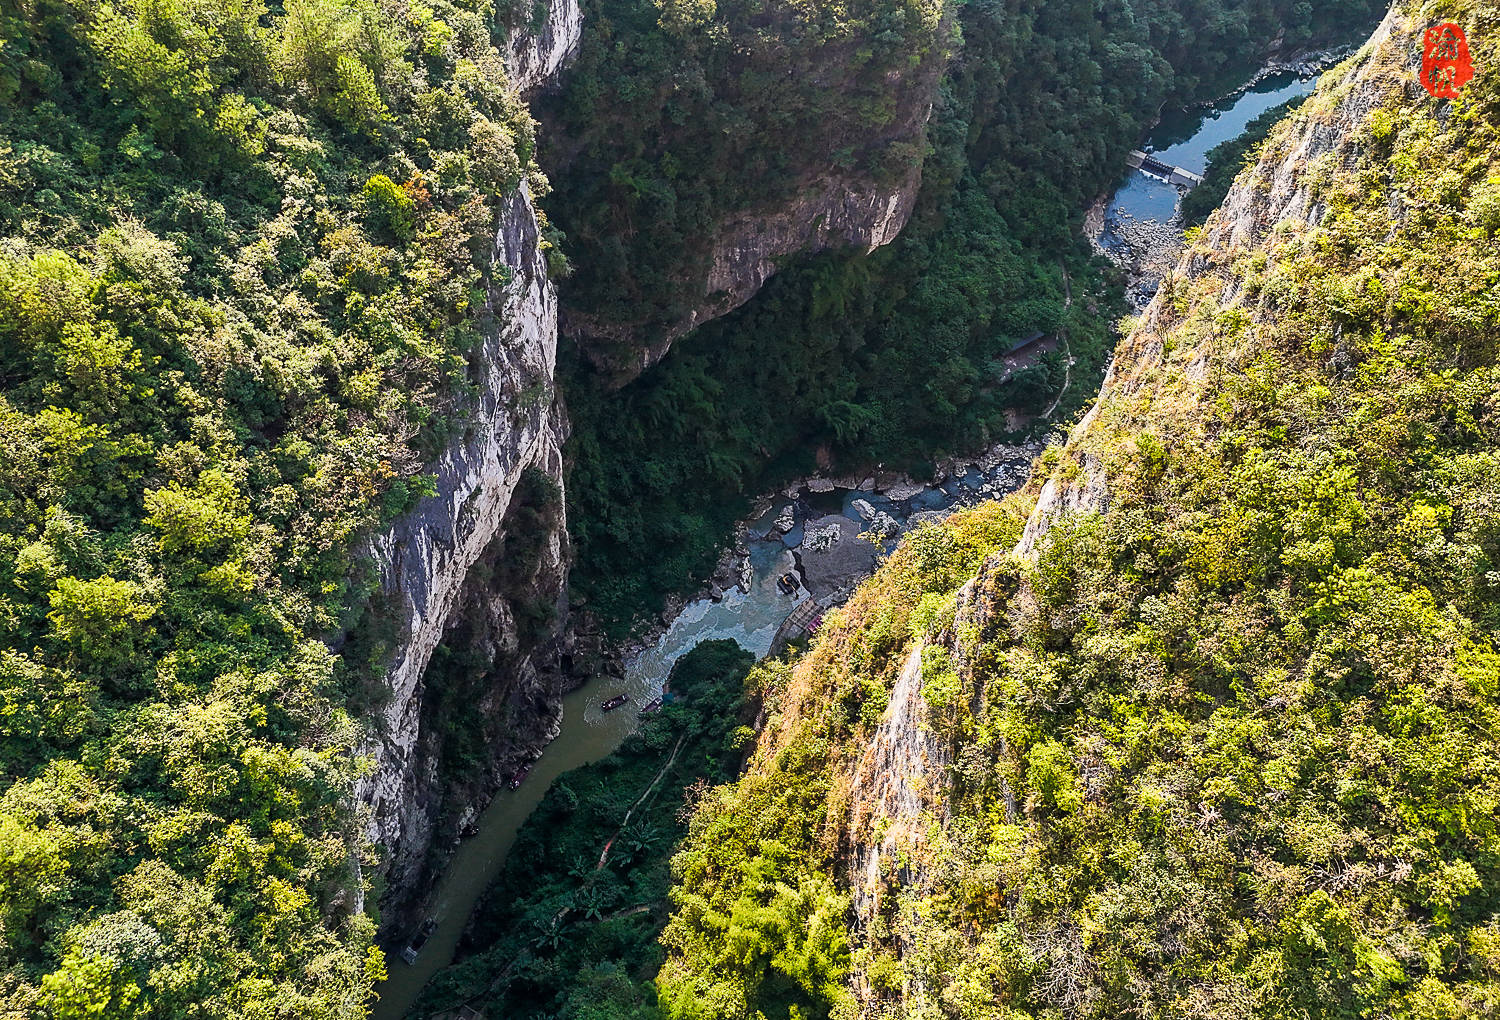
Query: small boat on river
[[640, 697, 663, 714], [507, 764, 532, 790], [602, 694, 630, 711], [400, 918, 436, 965]]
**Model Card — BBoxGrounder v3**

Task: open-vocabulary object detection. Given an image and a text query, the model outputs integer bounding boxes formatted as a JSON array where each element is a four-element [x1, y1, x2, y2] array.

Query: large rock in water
[[802, 520, 843, 553], [798, 516, 879, 597]]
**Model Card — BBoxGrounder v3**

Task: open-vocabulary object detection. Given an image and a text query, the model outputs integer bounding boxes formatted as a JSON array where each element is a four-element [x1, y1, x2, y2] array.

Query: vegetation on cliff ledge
[[0, 0, 540, 1012], [656, 7, 1500, 1017]]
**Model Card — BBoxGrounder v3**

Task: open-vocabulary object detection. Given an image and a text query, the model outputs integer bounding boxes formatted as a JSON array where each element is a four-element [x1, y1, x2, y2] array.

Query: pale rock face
[[774, 505, 797, 534], [690, 171, 925, 347], [505, 0, 583, 93], [848, 642, 948, 973], [358, 180, 569, 903]]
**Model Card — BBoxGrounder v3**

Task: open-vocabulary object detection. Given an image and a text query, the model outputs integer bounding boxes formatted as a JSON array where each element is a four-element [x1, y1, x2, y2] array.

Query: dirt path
[[597, 734, 685, 870], [1042, 267, 1074, 420]]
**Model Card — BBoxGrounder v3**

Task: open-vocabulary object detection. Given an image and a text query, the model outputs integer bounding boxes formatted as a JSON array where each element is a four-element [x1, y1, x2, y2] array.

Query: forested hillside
[[0, 0, 542, 1011], [562, 0, 1386, 630], [657, 5, 1500, 1016]]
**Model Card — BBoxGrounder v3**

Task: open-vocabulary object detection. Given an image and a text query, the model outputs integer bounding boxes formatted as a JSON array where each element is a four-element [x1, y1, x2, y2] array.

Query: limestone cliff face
[[506, 0, 583, 93], [544, 0, 950, 382], [844, 9, 1407, 1010], [570, 162, 928, 378], [355, 0, 584, 920], [358, 180, 572, 908]]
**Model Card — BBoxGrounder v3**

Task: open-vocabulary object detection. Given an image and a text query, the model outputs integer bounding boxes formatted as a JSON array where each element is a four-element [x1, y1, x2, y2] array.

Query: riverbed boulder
[[798, 516, 879, 597], [851, 498, 877, 521], [862, 512, 901, 542], [803, 520, 843, 553], [881, 482, 927, 501], [774, 505, 796, 534]]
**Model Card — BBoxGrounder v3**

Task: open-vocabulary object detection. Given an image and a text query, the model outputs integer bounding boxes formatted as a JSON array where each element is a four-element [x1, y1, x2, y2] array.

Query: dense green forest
[[0, 0, 1447, 1012], [560, 0, 1387, 631], [410, 640, 757, 1018], [0, 0, 542, 1012], [656, 7, 1500, 1017]]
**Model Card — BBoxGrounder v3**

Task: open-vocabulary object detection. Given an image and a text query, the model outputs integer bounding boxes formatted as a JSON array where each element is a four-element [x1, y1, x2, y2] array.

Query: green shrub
[[362, 173, 418, 243]]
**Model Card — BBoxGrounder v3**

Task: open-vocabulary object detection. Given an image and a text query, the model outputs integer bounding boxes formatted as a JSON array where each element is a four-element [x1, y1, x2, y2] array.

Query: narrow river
[[371, 56, 1335, 1020], [1103, 68, 1323, 239]]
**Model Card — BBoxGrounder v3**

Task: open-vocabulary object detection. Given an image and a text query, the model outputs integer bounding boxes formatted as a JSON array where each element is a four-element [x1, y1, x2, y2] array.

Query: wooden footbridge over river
[[1127, 150, 1204, 188]]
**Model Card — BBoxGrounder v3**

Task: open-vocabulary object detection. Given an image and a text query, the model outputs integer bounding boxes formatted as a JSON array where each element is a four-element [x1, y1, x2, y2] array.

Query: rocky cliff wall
[[357, 179, 573, 910], [355, 0, 589, 921], [843, 8, 1407, 1011], [506, 0, 583, 93], [541, 0, 950, 383], [569, 159, 929, 378]]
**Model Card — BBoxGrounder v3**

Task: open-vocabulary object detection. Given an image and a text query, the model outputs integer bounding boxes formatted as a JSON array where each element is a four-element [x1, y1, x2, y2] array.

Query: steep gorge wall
[[845, 7, 1413, 1010], [506, 0, 584, 91], [359, 4, 584, 916], [567, 156, 931, 378]]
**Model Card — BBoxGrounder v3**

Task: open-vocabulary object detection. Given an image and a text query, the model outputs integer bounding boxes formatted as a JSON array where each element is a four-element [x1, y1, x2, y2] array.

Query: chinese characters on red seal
[[1423, 23, 1474, 98]]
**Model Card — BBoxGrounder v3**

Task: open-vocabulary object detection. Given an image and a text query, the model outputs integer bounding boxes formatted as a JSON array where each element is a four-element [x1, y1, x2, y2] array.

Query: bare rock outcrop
[[506, 0, 583, 93], [357, 181, 572, 916], [355, 0, 589, 926]]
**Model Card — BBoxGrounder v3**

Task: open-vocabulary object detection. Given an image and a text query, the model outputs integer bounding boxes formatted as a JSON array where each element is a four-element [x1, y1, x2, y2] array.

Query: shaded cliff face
[[662, 3, 1500, 1015], [569, 166, 928, 376], [358, 0, 588, 916], [356, 0, 585, 922], [537, 0, 949, 381]]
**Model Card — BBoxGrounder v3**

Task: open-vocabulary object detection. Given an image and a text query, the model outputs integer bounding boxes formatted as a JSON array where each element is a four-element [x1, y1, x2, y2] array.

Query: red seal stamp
[[1422, 22, 1474, 98]]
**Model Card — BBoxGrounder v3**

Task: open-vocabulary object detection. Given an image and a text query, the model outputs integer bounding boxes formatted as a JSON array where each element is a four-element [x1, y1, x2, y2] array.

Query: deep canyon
[[1, 0, 1496, 1019]]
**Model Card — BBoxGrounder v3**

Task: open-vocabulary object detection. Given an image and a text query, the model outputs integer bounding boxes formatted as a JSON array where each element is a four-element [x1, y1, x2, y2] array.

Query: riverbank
[[404, 641, 758, 1019], [614, 438, 1045, 696]]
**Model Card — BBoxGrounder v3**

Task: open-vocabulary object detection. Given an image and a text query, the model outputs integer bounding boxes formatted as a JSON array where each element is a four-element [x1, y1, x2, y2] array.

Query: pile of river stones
[[705, 440, 1044, 603], [1097, 207, 1188, 311]]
